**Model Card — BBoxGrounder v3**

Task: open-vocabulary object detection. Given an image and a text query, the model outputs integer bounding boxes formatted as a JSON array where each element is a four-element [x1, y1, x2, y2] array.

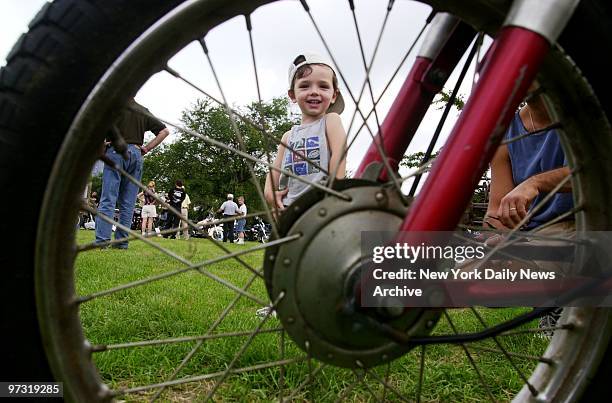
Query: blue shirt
[[505, 113, 573, 229]]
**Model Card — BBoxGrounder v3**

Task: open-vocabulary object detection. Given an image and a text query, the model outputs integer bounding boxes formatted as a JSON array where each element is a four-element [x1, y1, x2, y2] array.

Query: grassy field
[[74, 230, 548, 402]]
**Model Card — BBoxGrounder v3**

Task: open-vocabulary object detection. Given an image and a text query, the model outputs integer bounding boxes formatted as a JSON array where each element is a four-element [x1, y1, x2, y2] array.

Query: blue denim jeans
[[95, 145, 143, 248]]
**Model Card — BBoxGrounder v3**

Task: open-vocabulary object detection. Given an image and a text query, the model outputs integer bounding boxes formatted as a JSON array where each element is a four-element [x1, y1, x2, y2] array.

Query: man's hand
[[496, 178, 539, 228]]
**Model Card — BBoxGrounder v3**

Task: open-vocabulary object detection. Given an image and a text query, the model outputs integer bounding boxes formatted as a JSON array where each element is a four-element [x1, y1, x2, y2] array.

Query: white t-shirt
[[239, 204, 247, 217], [219, 200, 239, 215]]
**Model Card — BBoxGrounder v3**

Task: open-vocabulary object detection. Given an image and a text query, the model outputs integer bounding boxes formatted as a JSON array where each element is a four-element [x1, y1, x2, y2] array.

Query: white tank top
[[281, 116, 329, 206]]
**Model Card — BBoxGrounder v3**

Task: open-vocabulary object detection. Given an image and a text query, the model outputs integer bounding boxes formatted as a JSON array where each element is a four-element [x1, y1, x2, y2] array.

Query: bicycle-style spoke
[[502, 122, 562, 145], [468, 345, 554, 365], [86, 154, 267, 277], [361, 367, 411, 403], [380, 362, 391, 402], [130, 106, 351, 201], [444, 311, 498, 403], [278, 330, 286, 402], [335, 9, 435, 187], [78, 209, 269, 252], [163, 64, 331, 184], [76, 232, 298, 304], [335, 370, 365, 403], [352, 369, 382, 403], [198, 38, 281, 237], [300, 0, 404, 195], [244, 13, 283, 234], [112, 357, 305, 397], [498, 323, 574, 337], [470, 308, 539, 395], [149, 270, 262, 401], [416, 345, 426, 403], [408, 33, 481, 197], [204, 292, 285, 400], [92, 328, 283, 352]]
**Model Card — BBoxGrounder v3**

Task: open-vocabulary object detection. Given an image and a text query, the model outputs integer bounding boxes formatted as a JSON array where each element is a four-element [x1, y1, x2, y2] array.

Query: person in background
[[95, 99, 169, 249], [217, 193, 239, 243], [166, 180, 186, 239], [138, 181, 158, 236], [235, 196, 247, 244], [178, 186, 191, 240]]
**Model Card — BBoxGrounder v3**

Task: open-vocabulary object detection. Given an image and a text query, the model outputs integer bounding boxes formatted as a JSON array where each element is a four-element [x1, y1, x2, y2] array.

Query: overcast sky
[[2, 1, 485, 186]]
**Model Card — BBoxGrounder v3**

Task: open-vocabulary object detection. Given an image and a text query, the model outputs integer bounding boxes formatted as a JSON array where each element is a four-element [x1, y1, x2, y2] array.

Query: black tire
[[0, 0, 184, 383], [1, 0, 612, 400]]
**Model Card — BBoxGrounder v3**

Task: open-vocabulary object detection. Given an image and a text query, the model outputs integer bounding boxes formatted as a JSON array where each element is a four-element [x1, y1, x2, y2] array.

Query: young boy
[[264, 53, 347, 210]]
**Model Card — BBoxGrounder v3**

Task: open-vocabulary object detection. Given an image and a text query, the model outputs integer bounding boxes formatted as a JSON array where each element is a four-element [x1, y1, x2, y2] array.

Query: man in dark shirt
[[95, 99, 170, 249], [165, 180, 187, 239]]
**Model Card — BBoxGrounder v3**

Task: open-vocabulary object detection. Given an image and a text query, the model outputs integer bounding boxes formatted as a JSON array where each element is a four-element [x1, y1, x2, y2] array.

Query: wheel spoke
[[498, 323, 574, 337], [468, 345, 554, 365], [130, 106, 351, 201], [76, 233, 298, 305], [77, 209, 270, 252], [92, 328, 283, 352], [336, 10, 435, 185], [361, 366, 411, 403], [149, 271, 262, 401], [444, 311, 498, 403], [334, 370, 365, 403], [198, 38, 281, 237], [502, 122, 562, 145], [163, 65, 330, 182], [416, 345, 426, 403], [86, 154, 265, 277], [244, 13, 282, 236], [470, 307, 539, 395], [284, 361, 327, 402], [329, 0, 400, 186], [408, 33, 481, 196], [352, 369, 382, 403], [112, 357, 305, 397], [300, 0, 404, 196], [204, 292, 285, 400]]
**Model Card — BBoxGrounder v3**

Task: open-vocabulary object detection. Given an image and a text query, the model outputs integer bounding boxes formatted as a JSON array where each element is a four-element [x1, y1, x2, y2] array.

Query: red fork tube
[[355, 22, 475, 179], [400, 27, 550, 232]]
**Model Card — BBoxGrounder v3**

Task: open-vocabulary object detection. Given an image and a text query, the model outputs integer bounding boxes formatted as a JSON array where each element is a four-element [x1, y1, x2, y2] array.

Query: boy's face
[[289, 64, 338, 122]]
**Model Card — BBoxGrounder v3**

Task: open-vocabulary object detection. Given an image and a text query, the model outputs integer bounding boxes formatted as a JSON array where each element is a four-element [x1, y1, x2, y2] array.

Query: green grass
[[74, 230, 549, 402]]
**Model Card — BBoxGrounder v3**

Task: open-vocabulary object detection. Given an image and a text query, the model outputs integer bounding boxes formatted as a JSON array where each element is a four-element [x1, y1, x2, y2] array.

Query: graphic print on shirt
[[284, 136, 321, 176]]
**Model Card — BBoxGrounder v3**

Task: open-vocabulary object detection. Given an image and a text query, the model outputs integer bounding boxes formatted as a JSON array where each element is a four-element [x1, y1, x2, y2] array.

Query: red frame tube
[[355, 22, 475, 179], [399, 27, 550, 232]]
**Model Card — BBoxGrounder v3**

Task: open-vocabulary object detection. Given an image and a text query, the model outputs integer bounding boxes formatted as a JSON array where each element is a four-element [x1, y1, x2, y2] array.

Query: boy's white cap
[[288, 52, 345, 114], [227, 193, 234, 199]]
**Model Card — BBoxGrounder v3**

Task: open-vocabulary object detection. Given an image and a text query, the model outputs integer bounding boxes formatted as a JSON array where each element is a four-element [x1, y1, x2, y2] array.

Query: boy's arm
[[326, 113, 347, 178], [265, 130, 290, 209]]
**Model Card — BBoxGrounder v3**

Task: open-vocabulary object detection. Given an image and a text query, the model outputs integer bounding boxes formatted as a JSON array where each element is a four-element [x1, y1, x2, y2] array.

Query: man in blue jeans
[[95, 100, 169, 249]]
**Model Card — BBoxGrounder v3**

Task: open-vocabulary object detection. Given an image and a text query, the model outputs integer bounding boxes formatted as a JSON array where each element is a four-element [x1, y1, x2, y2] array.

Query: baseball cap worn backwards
[[288, 52, 345, 114]]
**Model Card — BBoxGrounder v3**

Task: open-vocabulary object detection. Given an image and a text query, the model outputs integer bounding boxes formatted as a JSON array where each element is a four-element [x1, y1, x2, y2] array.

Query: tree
[[142, 97, 298, 220]]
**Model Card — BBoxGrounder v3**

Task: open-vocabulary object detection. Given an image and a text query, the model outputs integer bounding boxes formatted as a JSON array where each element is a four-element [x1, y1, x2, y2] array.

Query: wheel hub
[[264, 181, 440, 368]]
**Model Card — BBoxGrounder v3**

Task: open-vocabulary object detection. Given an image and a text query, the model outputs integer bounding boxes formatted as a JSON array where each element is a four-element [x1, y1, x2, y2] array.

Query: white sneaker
[[237, 239, 244, 244], [255, 306, 277, 319]]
